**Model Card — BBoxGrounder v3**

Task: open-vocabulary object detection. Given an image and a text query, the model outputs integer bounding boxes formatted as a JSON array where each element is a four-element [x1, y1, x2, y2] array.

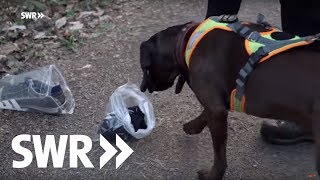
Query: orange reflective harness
[[185, 15, 320, 112]]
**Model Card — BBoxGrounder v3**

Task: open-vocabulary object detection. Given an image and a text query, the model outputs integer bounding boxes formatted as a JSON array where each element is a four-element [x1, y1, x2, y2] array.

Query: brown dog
[[140, 20, 320, 179]]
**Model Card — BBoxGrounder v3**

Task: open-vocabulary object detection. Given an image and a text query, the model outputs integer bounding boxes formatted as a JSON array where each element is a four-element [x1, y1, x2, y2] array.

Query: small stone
[[6, 56, 19, 67], [4, 25, 26, 31], [66, 3, 75, 10], [0, 42, 20, 55], [78, 11, 96, 19], [1, 125, 9, 130], [94, 7, 104, 16], [0, 55, 6, 61], [34, 32, 57, 40], [99, 15, 112, 22], [87, 19, 99, 28], [115, 15, 123, 19], [78, 64, 92, 70], [55, 17, 67, 29], [34, 32, 46, 39], [78, 9, 104, 19], [33, 16, 54, 31], [6, 31, 20, 40], [68, 21, 83, 31]]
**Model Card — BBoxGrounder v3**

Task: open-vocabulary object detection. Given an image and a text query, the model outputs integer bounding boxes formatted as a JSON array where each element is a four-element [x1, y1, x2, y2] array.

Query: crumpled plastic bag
[[98, 83, 155, 141], [0, 65, 75, 114]]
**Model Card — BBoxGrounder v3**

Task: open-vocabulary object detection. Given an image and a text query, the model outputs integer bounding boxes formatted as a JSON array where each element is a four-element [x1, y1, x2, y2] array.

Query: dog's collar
[[174, 22, 199, 94], [175, 22, 199, 70]]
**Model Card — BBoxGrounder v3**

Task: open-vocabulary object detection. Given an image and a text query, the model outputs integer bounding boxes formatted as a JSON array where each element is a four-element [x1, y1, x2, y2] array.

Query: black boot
[[206, 0, 241, 18], [260, 120, 313, 145]]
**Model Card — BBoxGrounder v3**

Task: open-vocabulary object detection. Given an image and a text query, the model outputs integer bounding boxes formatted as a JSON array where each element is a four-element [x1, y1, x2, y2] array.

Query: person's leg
[[206, 0, 242, 18], [261, 0, 320, 145], [280, 0, 320, 36], [260, 120, 314, 145]]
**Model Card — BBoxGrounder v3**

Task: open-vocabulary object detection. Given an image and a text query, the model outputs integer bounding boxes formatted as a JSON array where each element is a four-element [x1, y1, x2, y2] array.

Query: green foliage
[[15, 18, 25, 25], [60, 34, 83, 52], [79, 0, 114, 10], [24, 0, 47, 12], [98, 0, 113, 6], [0, 38, 7, 46], [47, 0, 67, 5], [101, 21, 111, 31], [67, 10, 76, 18]]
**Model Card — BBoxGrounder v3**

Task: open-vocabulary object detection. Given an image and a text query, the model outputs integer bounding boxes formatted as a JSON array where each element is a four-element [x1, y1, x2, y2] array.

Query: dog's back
[[246, 46, 320, 128], [190, 23, 320, 131]]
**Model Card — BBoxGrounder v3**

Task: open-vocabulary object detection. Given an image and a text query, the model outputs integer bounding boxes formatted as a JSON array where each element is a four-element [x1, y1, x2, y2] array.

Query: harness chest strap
[[185, 15, 320, 113]]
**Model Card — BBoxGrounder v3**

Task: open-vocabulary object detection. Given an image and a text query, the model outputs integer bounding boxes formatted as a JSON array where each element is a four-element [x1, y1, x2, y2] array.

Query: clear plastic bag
[[98, 83, 155, 141], [0, 65, 75, 114]]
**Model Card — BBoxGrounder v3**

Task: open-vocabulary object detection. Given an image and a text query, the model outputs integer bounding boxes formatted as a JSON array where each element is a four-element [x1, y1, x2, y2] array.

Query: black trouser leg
[[206, 0, 242, 18], [280, 0, 320, 36]]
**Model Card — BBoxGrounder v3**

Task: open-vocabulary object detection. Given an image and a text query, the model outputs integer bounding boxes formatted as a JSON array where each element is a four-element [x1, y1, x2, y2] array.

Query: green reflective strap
[[233, 96, 243, 112]]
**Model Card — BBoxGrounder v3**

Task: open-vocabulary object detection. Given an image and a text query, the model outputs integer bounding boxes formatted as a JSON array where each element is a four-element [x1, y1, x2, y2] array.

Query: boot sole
[[262, 134, 314, 145]]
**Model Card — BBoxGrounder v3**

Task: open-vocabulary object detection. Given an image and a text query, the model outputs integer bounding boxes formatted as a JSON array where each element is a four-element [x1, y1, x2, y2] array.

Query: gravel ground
[[0, 0, 317, 179]]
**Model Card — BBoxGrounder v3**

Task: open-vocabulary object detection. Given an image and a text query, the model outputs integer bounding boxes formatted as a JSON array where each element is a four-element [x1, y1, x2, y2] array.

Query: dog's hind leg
[[198, 109, 228, 180], [183, 110, 208, 135]]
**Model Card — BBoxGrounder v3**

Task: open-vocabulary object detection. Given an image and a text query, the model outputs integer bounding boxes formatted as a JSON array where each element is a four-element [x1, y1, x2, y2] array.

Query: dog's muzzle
[[140, 68, 155, 93]]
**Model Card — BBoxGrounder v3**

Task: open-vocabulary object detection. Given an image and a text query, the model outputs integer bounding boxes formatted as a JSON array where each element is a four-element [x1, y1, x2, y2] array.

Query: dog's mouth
[[153, 82, 174, 92], [140, 72, 175, 93], [141, 81, 174, 93]]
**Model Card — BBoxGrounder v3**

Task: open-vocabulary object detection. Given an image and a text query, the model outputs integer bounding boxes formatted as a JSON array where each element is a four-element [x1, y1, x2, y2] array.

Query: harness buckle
[[247, 32, 254, 41], [247, 31, 260, 42]]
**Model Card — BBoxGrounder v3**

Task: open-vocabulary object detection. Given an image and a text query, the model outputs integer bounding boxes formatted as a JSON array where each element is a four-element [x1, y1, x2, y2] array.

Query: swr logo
[[21, 12, 44, 20], [12, 135, 133, 169]]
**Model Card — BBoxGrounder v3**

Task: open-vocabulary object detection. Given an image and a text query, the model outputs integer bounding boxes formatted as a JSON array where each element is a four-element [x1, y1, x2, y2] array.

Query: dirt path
[[0, 0, 317, 179]]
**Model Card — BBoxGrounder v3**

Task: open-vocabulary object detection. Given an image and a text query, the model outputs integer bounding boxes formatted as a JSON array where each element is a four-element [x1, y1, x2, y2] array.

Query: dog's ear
[[175, 75, 185, 94], [140, 41, 152, 92], [141, 69, 149, 92]]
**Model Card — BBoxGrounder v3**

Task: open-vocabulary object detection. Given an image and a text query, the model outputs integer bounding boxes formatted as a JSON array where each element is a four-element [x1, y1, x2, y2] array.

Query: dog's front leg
[[198, 110, 228, 180], [183, 110, 208, 135]]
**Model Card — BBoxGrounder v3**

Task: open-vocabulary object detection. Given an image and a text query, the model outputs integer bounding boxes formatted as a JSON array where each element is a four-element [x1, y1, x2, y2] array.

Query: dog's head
[[140, 23, 191, 93]]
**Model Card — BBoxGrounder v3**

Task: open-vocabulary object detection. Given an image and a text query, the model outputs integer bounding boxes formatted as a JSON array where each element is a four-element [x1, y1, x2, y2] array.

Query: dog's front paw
[[197, 169, 211, 180], [197, 169, 223, 180], [183, 121, 204, 135]]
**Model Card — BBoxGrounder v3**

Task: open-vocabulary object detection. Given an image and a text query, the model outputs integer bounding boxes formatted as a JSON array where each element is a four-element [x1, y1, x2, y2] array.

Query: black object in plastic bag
[[98, 83, 155, 142]]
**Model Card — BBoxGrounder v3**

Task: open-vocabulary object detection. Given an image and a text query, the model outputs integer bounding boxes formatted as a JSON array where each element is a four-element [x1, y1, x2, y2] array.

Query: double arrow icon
[[37, 12, 44, 19], [100, 134, 134, 169]]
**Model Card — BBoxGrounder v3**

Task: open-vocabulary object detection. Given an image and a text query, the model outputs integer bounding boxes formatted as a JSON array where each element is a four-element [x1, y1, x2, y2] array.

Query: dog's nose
[[140, 85, 147, 92], [140, 77, 148, 92]]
